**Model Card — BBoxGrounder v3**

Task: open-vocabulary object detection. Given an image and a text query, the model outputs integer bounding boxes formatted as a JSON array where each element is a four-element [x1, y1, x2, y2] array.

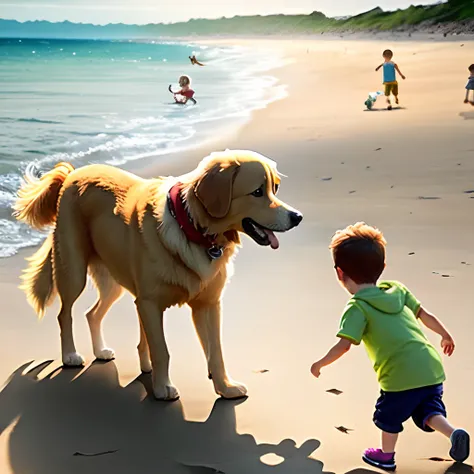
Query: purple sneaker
[[450, 429, 470, 463], [362, 448, 396, 471]]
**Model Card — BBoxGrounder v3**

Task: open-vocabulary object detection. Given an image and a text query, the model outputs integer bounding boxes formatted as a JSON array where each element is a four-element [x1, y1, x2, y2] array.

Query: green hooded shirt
[[337, 280, 446, 392]]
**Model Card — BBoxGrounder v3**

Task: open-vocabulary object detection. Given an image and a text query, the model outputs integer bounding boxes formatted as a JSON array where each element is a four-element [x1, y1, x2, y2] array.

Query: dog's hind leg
[[54, 202, 91, 367], [86, 260, 124, 361]]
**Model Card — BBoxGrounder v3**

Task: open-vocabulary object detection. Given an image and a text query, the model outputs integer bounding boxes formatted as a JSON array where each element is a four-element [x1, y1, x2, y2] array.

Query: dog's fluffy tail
[[20, 235, 56, 318], [14, 162, 74, 317], [13, 162, 74, 229]]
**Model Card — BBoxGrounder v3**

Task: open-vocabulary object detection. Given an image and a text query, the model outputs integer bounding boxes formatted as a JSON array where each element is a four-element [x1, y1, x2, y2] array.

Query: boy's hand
[[310, 362, 322, 378], [401, 75, 406, 80], [441, 334, 455, 356]]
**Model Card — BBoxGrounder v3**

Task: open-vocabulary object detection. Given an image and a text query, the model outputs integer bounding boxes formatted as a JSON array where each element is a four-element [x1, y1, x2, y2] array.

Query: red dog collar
[[167, 183, 223, 259]]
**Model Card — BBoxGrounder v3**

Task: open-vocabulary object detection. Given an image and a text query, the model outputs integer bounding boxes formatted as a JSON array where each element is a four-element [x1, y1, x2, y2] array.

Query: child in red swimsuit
[[169, 75, 197, 105]]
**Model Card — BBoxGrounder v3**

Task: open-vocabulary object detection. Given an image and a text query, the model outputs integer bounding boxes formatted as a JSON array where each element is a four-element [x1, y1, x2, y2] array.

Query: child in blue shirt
[[464, 64, 474, 105], [375, 50, 406, 110]]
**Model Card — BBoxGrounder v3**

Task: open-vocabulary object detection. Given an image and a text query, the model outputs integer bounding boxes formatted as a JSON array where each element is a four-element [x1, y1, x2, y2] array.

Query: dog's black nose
[[289, 211, 303, 228]]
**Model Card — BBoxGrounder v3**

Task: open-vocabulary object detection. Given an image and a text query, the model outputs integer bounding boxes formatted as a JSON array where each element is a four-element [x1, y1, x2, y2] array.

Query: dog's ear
[[194, 163, 239, 218]]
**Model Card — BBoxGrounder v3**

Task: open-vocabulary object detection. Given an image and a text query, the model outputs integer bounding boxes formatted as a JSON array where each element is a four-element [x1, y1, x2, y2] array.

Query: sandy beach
[[1, 37, 474, 474]]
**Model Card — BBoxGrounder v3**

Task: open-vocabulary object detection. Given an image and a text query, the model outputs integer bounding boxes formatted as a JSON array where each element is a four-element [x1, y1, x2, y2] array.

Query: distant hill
[[1, 1, 474, 39]]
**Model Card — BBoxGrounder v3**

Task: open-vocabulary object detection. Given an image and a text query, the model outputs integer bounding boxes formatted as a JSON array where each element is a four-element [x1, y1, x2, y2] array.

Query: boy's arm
[[311, 337, 352, 378], [375, 63, 383, 71], [418, 307, 455, 356], [394, 63, 406, 80]]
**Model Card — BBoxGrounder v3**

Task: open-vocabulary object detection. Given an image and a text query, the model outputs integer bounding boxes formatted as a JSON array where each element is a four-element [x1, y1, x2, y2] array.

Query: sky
[[1, 0, 437, 25]]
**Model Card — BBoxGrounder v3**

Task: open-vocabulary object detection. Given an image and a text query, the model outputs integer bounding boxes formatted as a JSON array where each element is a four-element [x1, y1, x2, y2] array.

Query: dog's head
[[184, 150, 302, 249]]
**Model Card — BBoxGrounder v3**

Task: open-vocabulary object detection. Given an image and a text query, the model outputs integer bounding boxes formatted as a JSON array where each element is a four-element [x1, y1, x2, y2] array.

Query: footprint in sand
[[335, 426, 353, 434], [420, 456, 451, 462], [432, 272, 453, 278]]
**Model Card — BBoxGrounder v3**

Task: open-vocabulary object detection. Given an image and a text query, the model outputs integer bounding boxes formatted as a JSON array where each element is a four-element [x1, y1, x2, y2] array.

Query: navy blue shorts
[[373, 384, 446, 434]]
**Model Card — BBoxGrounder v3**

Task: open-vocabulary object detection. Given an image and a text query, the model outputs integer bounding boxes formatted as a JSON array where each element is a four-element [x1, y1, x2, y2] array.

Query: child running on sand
[[375, 49, 405, 110], [464, 64, 474, 105], [168, 75, 197, 105], [311, 222, 470, 472]]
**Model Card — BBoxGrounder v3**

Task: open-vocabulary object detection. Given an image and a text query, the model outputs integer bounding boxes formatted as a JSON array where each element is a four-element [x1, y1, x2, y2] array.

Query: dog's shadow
[[0, 360, 359, 474]]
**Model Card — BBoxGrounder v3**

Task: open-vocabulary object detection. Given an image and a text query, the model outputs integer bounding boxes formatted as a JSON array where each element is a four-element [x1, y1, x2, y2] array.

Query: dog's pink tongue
[[264, 229, 279, 249]]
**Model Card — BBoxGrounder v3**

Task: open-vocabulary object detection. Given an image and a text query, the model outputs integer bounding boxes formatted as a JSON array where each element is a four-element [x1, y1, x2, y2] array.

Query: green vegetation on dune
[[338, 1, 474, 31], [156, 2, 474, 35], [1, 0, 474, 38]]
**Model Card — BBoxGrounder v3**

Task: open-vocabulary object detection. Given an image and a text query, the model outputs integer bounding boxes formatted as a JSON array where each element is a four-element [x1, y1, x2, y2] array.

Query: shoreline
[[0, 38, 289, 258], [1, 36, 474, 474]]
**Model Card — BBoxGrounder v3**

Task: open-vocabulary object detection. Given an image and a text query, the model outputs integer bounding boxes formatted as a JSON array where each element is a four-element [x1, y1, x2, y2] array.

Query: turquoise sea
[[0, 38, 286, 257]]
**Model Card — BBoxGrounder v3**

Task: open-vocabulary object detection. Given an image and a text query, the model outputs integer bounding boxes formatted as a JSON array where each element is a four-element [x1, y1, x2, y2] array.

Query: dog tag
[[207, 246, 223, 260]]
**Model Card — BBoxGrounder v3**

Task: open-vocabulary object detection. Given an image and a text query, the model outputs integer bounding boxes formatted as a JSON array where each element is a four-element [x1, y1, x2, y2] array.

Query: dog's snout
[[289, 211, 303, 228]]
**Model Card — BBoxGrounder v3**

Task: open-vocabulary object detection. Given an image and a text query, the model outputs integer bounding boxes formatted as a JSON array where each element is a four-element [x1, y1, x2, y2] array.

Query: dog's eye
[[251, 186, 264, 197]]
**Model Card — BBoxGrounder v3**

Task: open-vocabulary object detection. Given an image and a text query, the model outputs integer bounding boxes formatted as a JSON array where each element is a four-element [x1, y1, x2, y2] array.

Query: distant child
[[464, 64, 474, 105], [375, 49, 406, 110], [311, 222, 470, 472], [168, 75, 196, 105]]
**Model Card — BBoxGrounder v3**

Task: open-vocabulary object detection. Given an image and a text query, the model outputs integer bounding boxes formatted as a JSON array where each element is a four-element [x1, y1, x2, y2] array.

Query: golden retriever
[[14, 150, 302, 400]]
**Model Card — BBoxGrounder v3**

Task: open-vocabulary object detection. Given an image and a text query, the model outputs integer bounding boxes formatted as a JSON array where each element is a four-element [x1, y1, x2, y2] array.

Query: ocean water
[[0, 38, 287, 258]]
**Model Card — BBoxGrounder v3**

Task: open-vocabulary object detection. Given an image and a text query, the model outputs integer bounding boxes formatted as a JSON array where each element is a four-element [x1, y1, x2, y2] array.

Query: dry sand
[[1, 38, 474, 474]]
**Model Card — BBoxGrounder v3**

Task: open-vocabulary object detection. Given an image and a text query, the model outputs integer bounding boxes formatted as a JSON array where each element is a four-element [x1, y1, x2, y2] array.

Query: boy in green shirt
[[311, 222, 470, 471]]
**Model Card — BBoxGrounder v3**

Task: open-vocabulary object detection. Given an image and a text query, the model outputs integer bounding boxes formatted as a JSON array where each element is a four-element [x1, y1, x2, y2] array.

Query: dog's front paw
[[95, 348, 115, 361], [153, 383, 180, 401], [62, 352, 85, 367], [215, 379, 248, 399]]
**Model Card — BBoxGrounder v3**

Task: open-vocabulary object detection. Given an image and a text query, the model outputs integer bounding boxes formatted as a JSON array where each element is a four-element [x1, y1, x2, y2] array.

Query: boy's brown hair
[[383, 49, 393, 58], [179, 75, 191, 86], [330, 222, 387, 284], [469, 64, 474, 73]]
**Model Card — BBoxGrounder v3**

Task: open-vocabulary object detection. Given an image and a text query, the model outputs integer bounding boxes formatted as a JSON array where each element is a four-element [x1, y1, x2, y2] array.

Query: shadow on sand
[[459, 111, 474, 120], [0, 361, 380, 474], [363, 107, 407, 112]]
